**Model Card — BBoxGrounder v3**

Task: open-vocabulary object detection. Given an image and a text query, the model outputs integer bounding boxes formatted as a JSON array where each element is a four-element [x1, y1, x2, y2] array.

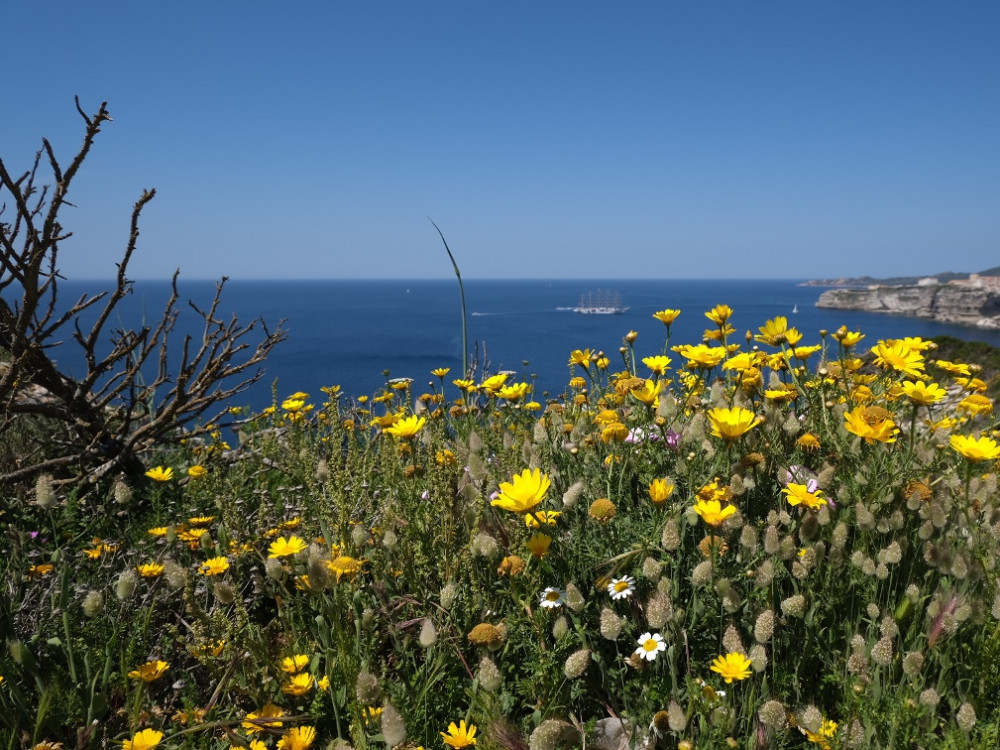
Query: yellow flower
[[497, 555, 527, 576], [492, 468, 551, 514], [935, 359, 971, 376], [710, 652, 753, 683], [641, 355, 672, 375], [588, 498, 617, 522], [832, 326, 865, 348], [790, 344, 821, 361], [281, 654, 310, 673], [431, 367, 451, 378], [282, 397, 306, 412], [497, 382, 531, 402], [693, 499, 736, 526], [187, 465, 207, 479], [122, 729, 163, 750], [281, 672, 315, 696], [672, 343, 727, 370], [652, 309, 681, 325], [648, 478, 675, 507], [631, 379, 663, 405], [957, 394, 993, 417], [136, 562, 165, 578], [949, 434, 1000, 462], [480, 373, 509, 394], [782, 483, 826, 510], [703, 323, 735, 342], [243, 703, 286, 732], [755, 316, 792, 346], [722, 351, 760, 372], [844, 405, 899, 444], [871, 339, 925, 378], [601, 422, 630, 443], [144, 466, 173, 482], [901, 380, 947, 406], [525, 533, 553, 559], [383, 414, 427, 438], [569, 349, 592, 367], [278, 726, 317, 750], [796, 433, 821, 452], [27, 563, 54, 579], [452, 378, 476, 391], [198, 556, 230, 576], [128, 660, 170, 682], [468, 623, 504, 646], [441, 720, 478, 749], [326, 555, 364, 582], [147, 527, 168, 537], [704, 304, 733, 326], [707, 407, 762, 442], [524, 510, 561, 528], [268, 536, 308, 558]]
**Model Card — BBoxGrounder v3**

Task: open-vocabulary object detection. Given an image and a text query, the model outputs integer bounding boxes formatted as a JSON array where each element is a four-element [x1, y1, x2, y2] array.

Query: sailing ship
[[573, 290, 629, 315]]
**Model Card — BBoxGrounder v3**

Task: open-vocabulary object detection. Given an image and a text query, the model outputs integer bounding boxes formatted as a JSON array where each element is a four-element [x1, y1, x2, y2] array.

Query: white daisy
[[607, 575, 636, 600], [539, 586, 566, 608], [634, 631, 666, 661]]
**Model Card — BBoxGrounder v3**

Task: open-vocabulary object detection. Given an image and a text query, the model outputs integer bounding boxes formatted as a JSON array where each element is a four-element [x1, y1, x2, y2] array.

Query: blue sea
[[53, 279, 1000, 411]]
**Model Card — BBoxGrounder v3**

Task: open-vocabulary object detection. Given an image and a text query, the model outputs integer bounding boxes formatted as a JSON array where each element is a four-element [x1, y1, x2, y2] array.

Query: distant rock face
[[816, 284, 1000, 329]]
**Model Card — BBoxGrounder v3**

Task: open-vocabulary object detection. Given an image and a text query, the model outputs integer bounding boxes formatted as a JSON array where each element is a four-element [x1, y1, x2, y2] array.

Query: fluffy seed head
[[902, 651, 924, 677], [758, 700, 786, 729], [419, 618, 438, 648], [115, 570, 138, 601], [668, 700, 687, 731], [661, 518, 681, 550], [780, 594, 805, 617], [381, 701, 407, 747], [564, 648, 591, 679], [955, 703, 976, 732], [355, 671, 379, 705], [600, 607, 622, 640], [478, 656, 502, 692], [82, 590, 104, 618], [754, 610, 774, 643]]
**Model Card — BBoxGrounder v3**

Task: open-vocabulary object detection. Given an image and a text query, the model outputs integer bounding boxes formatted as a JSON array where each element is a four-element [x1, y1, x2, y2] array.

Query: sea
[[51, 279, 1000, 412]]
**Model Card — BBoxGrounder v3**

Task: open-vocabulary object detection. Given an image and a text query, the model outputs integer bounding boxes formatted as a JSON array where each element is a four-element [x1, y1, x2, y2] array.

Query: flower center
[[614, 581, 629, 593], [643, 638, 658, 652], [546, 591, 560, 601]]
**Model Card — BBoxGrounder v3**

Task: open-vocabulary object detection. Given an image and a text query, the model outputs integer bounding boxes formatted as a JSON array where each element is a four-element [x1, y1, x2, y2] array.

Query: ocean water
[[50, 279, 1000, 411]]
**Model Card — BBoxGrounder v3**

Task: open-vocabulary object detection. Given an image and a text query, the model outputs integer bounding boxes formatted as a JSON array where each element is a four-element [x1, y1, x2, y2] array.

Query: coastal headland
[[809, 268, 1000, 329]]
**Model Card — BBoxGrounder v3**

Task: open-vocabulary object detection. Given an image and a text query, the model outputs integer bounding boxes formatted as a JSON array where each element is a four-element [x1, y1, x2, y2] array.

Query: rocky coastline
[[815, 282, 1000, 329]]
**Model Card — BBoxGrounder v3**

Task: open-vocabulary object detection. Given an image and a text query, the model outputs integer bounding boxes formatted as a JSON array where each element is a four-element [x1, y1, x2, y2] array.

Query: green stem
[[429, 218, 468, 379]]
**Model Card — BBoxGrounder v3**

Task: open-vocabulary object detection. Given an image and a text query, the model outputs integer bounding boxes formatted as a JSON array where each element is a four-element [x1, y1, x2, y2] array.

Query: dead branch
[[0, 100, 285, 488]]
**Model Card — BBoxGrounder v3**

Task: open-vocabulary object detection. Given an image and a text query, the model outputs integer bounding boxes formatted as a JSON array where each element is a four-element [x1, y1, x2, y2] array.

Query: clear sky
[[4, 1, 998, 280]]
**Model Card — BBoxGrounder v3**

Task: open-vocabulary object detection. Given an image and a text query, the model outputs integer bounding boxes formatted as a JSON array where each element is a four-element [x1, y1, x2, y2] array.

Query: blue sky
[[4, 1, 998, 280]]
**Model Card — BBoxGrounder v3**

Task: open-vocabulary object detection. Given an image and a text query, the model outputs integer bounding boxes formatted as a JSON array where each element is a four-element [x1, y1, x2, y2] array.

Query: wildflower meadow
[[4, 307, 1000, 750]]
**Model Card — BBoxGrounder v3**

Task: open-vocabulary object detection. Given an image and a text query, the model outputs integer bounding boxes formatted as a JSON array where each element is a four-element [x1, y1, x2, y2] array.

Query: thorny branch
[[0, 99, 285, 487]]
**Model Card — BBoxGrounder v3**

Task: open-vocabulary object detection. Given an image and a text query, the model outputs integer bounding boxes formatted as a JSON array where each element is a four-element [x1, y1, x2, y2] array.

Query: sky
[[3, 1, 998, 280]]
